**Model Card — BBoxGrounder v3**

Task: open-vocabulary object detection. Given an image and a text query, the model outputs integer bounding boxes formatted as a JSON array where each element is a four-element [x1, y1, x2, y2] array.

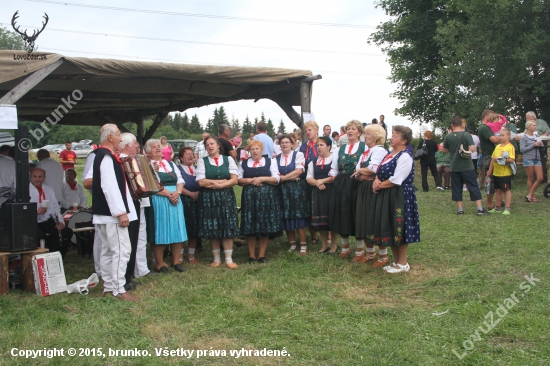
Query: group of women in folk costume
[[300, 121, 420, 273]]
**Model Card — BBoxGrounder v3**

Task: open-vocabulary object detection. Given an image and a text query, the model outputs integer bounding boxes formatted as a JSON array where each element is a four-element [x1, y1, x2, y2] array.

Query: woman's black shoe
[[257, 257, 268, 263], [248, 257, 256, 264], [172, 264, 186, 273]]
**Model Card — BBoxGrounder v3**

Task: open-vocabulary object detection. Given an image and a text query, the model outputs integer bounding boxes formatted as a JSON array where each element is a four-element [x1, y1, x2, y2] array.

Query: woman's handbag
[[459, 133, 472, 159], [414, 139, 428, 160]]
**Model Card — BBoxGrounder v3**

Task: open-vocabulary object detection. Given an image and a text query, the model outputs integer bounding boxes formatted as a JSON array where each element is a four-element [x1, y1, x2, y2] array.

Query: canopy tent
[[0, 51, 321, 142]]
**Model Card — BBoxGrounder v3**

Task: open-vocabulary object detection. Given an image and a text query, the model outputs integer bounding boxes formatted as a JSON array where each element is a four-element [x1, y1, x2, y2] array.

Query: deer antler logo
[[11, 11, 49, 53]]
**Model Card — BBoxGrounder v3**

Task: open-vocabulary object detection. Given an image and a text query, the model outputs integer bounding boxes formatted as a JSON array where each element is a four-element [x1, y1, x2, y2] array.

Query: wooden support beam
[[268, 94, 302, 128], [117, 123, 130, 134], [143, 112, 168, 142], [0, 59, 64, 104], [136, 115, 145, 146]]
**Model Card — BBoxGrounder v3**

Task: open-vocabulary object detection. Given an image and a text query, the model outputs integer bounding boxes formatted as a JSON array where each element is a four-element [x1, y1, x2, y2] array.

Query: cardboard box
[[32, 252, 67, 296]]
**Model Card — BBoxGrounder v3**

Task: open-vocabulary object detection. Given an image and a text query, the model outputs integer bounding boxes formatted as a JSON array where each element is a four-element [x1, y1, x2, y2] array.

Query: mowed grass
[[1, 163, 549, 365]]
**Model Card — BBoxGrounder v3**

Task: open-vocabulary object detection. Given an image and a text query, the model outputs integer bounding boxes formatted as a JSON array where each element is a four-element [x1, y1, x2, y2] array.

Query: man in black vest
[[92, 124, 139, 301]]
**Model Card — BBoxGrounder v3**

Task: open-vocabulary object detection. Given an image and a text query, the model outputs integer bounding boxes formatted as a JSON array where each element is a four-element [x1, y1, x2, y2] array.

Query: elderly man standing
[[119, 132, 154, 289], [93, 124, 139, 301], [36, 149, 64, 207], [30, 168, 73, 257], [60, 168, 87, 210]]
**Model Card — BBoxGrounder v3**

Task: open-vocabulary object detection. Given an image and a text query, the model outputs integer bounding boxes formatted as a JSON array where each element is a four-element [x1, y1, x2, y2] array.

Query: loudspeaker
[[0, 203, 38, 252]]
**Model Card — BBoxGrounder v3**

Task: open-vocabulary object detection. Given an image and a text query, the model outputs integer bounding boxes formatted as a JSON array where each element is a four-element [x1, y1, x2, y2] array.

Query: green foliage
[[277, 119, 286, 134], [266, 118, 275, 138], [370, 0, 550, 130], [0, 26, 25, 50], [241, 115, 254, 139], [188, 114, 203, 134], [230, 115, 240, 137]]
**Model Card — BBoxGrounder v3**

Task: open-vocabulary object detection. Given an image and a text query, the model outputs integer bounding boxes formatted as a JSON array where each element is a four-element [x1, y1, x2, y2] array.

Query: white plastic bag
[[66, 273, 99, 294]]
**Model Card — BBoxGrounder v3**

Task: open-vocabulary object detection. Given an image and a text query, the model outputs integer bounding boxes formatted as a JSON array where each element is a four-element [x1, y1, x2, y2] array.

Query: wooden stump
[[21, 252, 36, 292], [0, 255, 8, 295]]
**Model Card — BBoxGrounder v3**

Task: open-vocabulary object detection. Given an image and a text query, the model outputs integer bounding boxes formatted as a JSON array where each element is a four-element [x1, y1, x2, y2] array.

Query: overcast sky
[[3, 0, 421, 135]]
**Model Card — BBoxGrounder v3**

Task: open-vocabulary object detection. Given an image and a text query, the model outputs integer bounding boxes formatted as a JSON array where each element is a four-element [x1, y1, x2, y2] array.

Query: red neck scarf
[[360, 149, 371, 164], [252, 159, 262, 168], [305, 141, 318, 160], [67, 180, 77, 191], [378, 153, 394, 172], [213, 157, 219, 166], [347, 143, 355, 155], [187, 165, 194, 175], [36, 186, 46, 203], [158, 161, 175, 177]]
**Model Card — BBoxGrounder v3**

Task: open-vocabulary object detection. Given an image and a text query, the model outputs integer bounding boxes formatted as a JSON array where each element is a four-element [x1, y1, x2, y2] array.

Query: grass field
[[1, 163, 549, 365]]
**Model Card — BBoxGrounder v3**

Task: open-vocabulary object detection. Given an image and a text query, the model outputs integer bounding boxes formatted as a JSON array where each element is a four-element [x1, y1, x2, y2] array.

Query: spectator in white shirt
[[30, 168, 73, 257], [0, 146, 15, 189], [36, 149, 64, 205], [194, 132, 210, 163], [61, 168, 87, 210]]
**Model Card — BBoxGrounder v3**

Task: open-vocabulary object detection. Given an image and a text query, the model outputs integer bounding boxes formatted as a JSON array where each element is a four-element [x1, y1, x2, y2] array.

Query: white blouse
[[306, 155, 338, 179], [379, 152, 413, 186], [150, 159, 184, 185], [179, 165, 197, 177], [278, 151, 305, 172], [237, 157, 281, 182], [355, 145, 387, 173], [196, 156, 239, 180]]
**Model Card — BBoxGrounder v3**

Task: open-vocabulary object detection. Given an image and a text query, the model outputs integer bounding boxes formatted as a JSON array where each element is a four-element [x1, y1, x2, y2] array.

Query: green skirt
[[198, 187, 239, 239], [240, 184, 282, 237], [355, 180, 375, 239]]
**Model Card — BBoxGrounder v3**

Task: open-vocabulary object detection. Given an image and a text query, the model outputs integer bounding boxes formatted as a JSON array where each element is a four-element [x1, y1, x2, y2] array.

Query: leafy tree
[[260, 112, 266, 123], [172, 113, 183, 130], [277, 119, 286, 134], [370, 0, 550, 129], [266, 118, 275, 138], [0, 27, 25, 50], [188, 114, 203, 134]]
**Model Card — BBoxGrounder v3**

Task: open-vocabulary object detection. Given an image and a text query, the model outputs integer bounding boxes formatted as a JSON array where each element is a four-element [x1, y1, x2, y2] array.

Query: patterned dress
[[356, 146, 387, 239], [300, 141, 319, 214], [366, 150, 420, 246], [240, 158, 282, 237], [310, 156, 333, 231], [146, 161, 188, 245], [277, 151, 309, 230], [329, 142, 365, 236], [178, 165, 200, 239], [198, 156, 239, 239]]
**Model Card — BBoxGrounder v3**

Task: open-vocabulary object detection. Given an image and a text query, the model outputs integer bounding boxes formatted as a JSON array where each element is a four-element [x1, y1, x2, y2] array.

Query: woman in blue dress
[[368, 126, 420, 273], [177, 147, 200, 265], [196, 136, 239, 269], [144, 139, 188, 273], [238, 140, 282, 263], [277, 134, 309, 255]]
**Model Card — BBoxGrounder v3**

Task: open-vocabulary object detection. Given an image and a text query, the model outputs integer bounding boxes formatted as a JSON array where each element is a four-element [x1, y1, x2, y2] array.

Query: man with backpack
[[443, 116, 490, 216]]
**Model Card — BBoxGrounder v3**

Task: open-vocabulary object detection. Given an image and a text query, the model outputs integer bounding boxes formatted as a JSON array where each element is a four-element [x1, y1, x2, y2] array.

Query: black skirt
[[182, 194, 200, 239], [279, 179, 310, 220], [355, 180, 374, 239], [311, 184, 332, 231], [328, 173, 359, 236], [198, 187, 239, 239], [240, 184, 282, 237]]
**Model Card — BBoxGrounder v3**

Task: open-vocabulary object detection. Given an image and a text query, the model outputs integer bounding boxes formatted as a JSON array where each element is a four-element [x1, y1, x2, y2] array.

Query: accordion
[[121, 154, 162, 200]]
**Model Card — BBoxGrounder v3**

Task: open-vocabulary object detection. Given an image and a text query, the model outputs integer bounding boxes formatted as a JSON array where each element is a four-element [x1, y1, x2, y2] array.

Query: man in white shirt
[[30, 168, 73, 257], [194, 132, 210, 162], [36, 149, 64, 205], [60, 168, 87, 210], [81, 151, 103, 276], [119, 132, 154, 288], [0, 147, 15, 189], [93, 124, 139, 301]]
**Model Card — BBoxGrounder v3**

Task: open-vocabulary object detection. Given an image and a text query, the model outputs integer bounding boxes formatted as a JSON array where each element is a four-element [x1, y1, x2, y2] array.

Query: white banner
[[0, 104, 17, 129]]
